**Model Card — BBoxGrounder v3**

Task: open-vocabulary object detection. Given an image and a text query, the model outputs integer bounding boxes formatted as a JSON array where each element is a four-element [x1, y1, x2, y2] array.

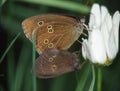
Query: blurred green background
[[0, 0, 120, 91]]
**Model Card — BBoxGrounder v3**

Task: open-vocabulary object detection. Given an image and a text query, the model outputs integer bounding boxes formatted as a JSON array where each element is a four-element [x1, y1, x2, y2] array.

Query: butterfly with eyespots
[[22, 14, 85, 54], [35, 49, 81, 78]]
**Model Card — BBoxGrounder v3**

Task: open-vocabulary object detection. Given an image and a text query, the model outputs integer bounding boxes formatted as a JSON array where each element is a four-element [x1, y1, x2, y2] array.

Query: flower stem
[[97, 67, 102, 91]]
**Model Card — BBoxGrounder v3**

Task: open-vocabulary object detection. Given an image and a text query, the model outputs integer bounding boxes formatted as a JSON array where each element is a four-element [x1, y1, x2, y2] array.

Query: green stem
[[32, 31, 37, 91], [88, 64, 95, 91], [97, 67, 102, 91]]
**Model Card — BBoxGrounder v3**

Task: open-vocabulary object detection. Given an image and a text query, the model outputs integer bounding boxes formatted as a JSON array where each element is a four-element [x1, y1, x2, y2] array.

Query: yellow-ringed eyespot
[[47, 25, 52, 29], [48, 28, 54, 33], [48, 43, 54, 48], [43, 39, 49, 44], [37, 21, 44, 26], [51, 65, 57, 72], [48, 57, 54, 62]]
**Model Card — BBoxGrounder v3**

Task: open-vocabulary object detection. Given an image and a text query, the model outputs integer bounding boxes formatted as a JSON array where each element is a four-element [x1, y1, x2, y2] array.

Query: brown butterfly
[[22, 14, 85, 54], [35, 49, 81, 78]]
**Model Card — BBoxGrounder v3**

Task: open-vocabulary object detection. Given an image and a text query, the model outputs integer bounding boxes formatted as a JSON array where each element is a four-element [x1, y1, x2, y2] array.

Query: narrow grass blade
[[97, 67, 102, 91], [19, 0, 90, 13], [32, 31, 37, 91], [88, 64, 95, 91], [0, 0, 6, 6], [7, 49, 15, 91], [0, 32, 21, 63], [13, 41, 32, 91], [75, 63, 90, 91]]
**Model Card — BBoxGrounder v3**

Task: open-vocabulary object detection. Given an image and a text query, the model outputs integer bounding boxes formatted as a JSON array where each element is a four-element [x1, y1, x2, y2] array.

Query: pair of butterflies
[[22, 14, 85, 78]]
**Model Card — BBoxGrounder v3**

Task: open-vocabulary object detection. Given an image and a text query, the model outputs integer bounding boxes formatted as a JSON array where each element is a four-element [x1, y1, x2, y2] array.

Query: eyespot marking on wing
[[51, 65, 57, 72], [37, 21, 44, 26]]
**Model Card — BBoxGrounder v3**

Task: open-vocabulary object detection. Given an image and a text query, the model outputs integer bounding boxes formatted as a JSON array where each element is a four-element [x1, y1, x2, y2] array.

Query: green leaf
[[0, 0, 6, 6], [75, 63, 91, 91], [20, 0, 90, 13], [88, 65, 95, 91]]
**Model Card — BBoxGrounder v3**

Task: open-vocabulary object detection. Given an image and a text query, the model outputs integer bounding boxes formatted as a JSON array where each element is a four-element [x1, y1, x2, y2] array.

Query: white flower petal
[[101, 14, 109, 45], [82, 3, 119, 66], [107, 11, 120, 60], [82, 39, 88, 59], [101, 6, 112, 32], [89, 13, 95, 29], [107, 30, 117, 60], [89, 4, 101, 28], [112, 11, 120, 50], [101, 24, 109, 59], [101, 6, 109, 24], [101, 12, 112, 58], [106, 13, 112, 33], [87, 28, 106, 64]]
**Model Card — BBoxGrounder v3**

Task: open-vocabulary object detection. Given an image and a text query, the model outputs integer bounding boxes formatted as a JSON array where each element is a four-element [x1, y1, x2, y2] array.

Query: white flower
[[82, 3, 120, 66]]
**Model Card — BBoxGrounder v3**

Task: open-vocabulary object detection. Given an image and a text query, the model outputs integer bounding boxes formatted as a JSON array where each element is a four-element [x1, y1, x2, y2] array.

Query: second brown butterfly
[[36, 49, 81, 78]]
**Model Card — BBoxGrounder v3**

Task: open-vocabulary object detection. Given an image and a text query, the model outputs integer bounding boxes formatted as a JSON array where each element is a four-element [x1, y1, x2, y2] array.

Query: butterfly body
[[22, 14, 85, 54], [36, 49, 81, 78]]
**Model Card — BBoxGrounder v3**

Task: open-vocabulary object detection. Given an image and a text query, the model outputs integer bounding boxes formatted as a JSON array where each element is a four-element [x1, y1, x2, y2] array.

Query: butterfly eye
[[47, 25, 52, 29], [37, 21, 44, 26], [48, 43, 54, 48], [43, 39, 49, 44], [48, 28, 54, 33], [51, 65, 57, 72]]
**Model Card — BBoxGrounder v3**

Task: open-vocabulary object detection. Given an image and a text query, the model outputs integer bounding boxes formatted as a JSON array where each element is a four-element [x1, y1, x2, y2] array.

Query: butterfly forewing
[[36, 22, 79, 54], [22, 14, 84, 53], [22, 14, 76, 39]]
